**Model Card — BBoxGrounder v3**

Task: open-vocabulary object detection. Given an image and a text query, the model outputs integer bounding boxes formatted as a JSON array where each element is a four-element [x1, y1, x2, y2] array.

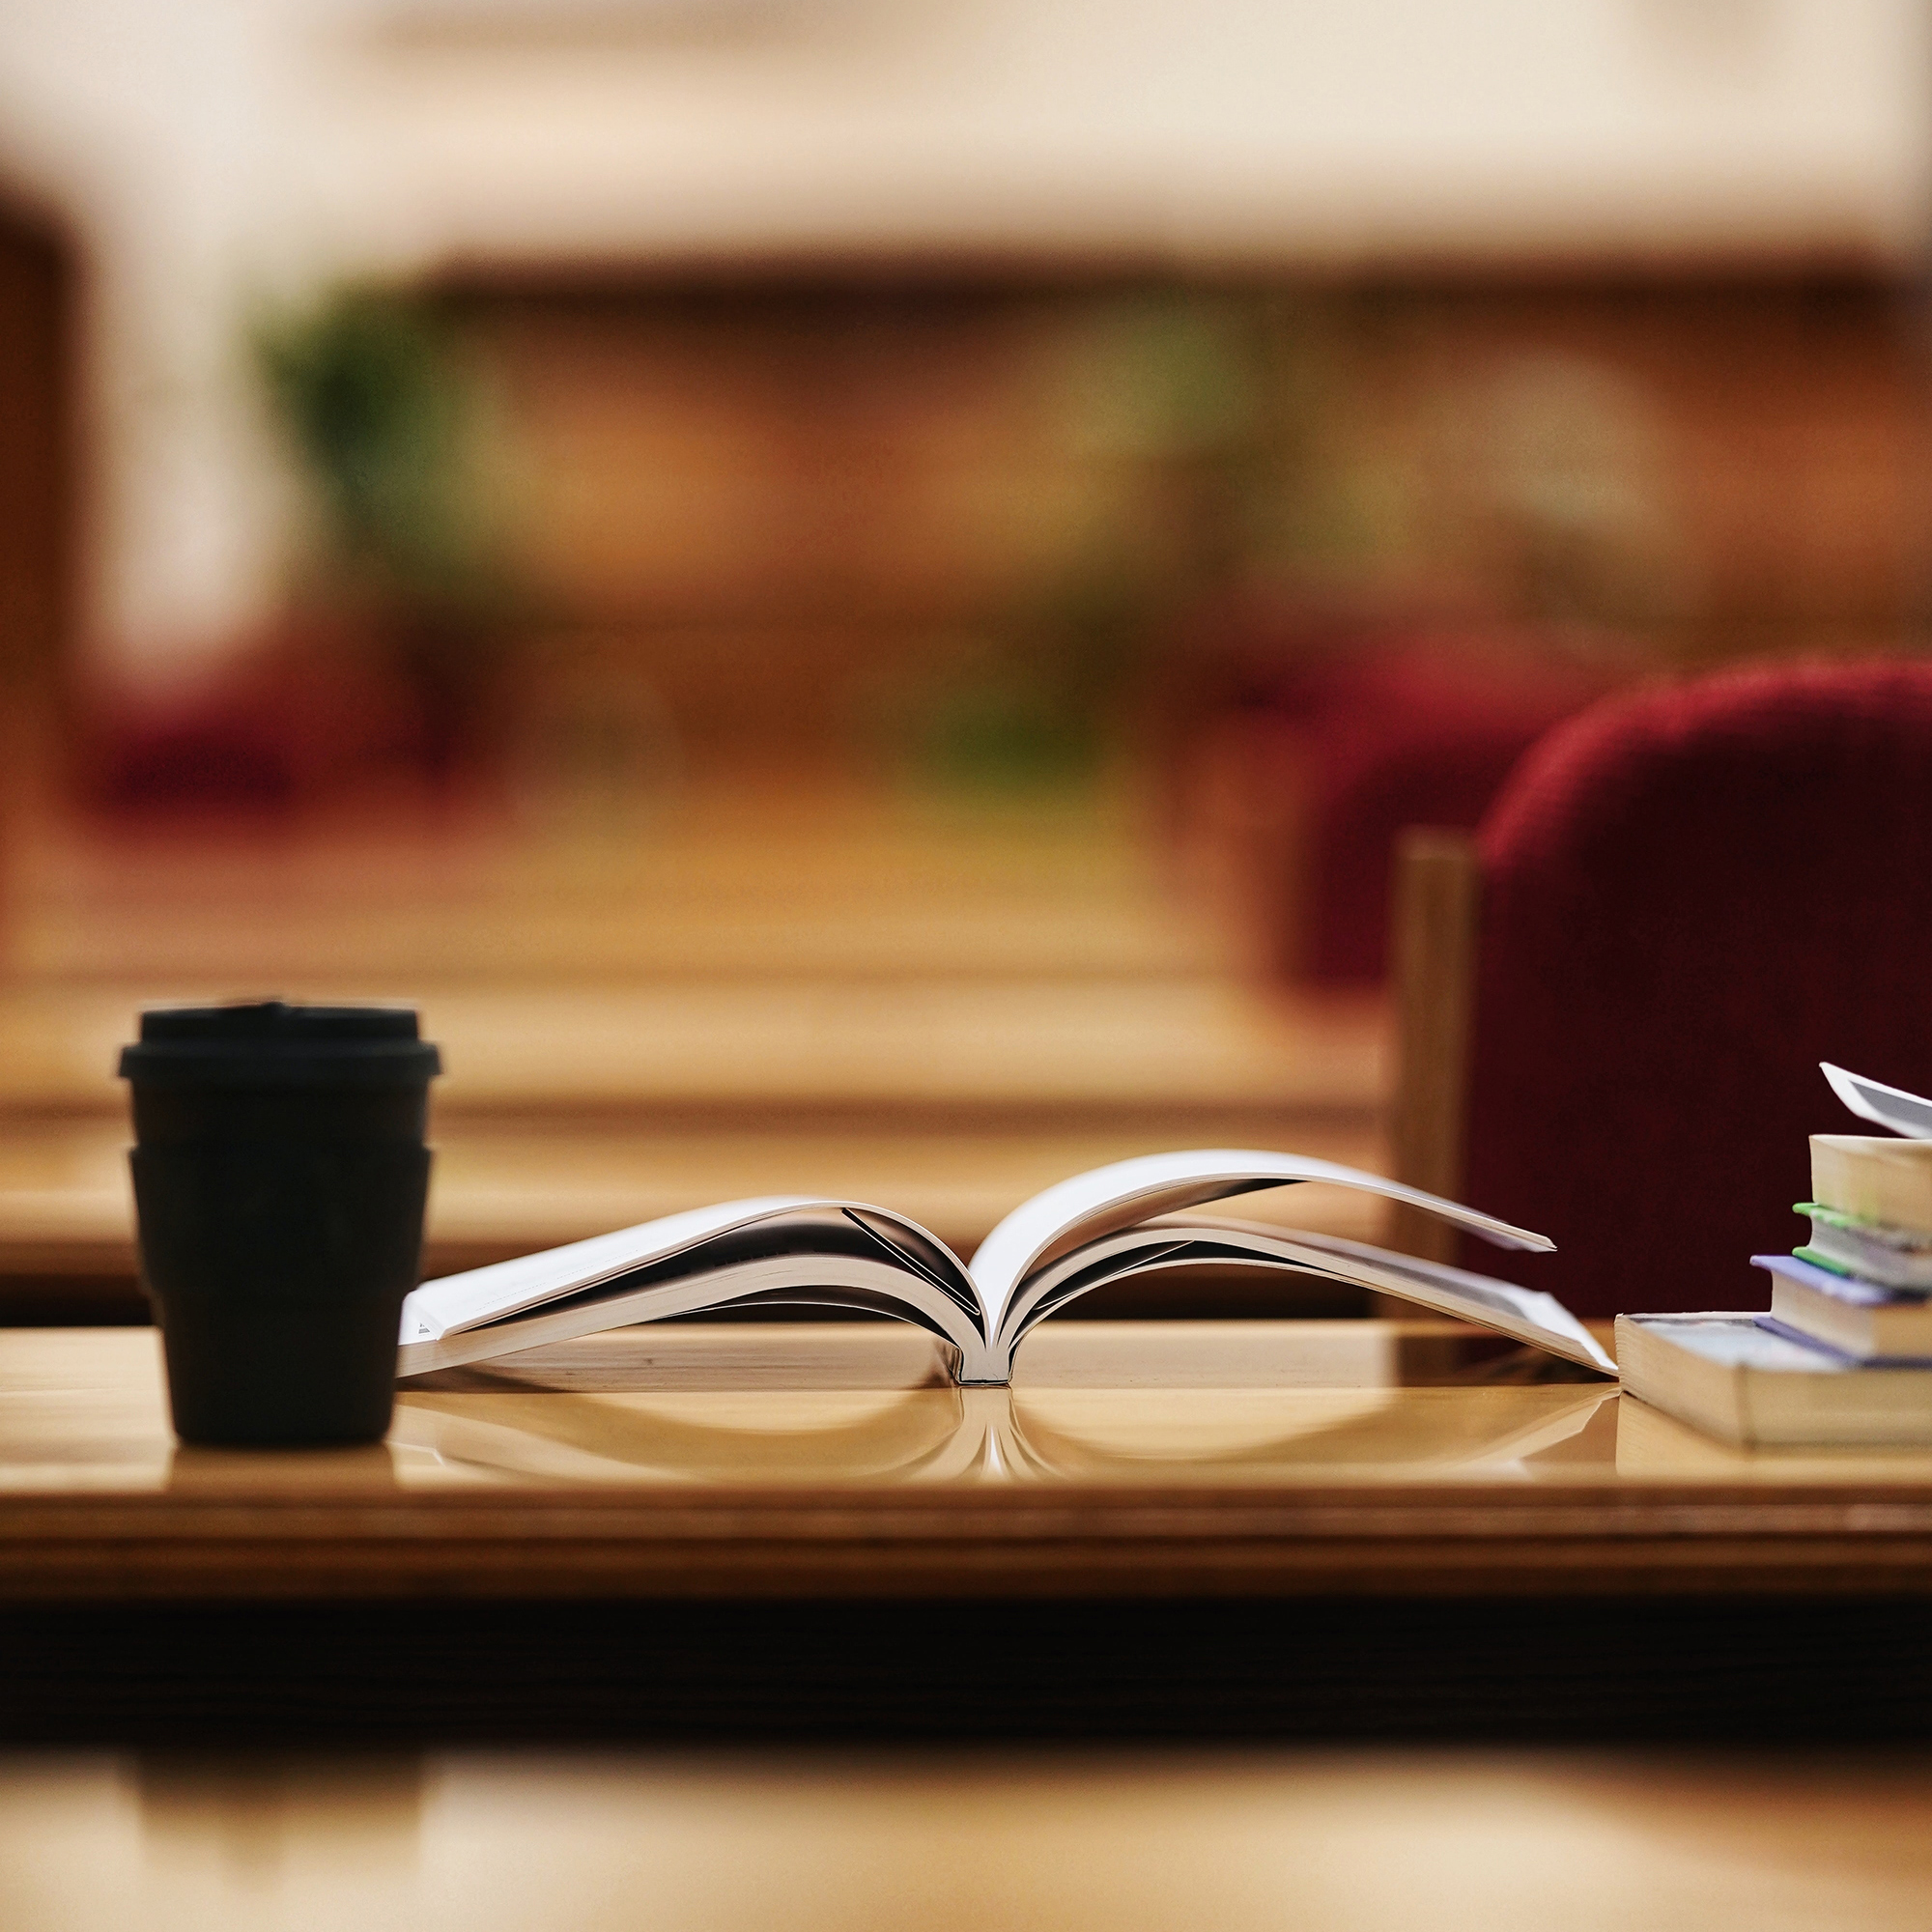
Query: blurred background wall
[[3, 0, 1927, 702], [0, 0, 1929, 1300], [0, 3, 1928, 958]]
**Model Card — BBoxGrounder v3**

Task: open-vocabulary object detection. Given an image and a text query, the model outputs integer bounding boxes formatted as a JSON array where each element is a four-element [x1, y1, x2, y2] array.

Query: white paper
[[401, 1196, 979, 1343], [1003, 1216, 1613, 1374], [1821, 1062, 1932, 1141], [402, 1198, 816, 1339], [969, 1149, 1553, 1340]]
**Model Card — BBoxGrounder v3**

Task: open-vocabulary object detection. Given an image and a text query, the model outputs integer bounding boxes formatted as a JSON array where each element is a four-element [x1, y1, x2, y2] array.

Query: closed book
[[1810, 1135, 1932, 1237], [1614, 1312, 1932, 1447], [1750, 1253, 1932, 1363], [1794, 1201, 1932, 1291]]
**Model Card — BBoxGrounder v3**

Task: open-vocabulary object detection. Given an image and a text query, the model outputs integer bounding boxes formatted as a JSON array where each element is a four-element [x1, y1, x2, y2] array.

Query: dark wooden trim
[[3, 1481, 1932, 1604]]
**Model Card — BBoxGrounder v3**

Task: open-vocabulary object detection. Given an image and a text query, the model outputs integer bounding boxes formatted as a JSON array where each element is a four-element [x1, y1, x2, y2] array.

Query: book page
[[1003, 1217, 1614, 1374], [1822, 1062, 1932, 1140], [969, 1150, 1553, 1341], [400, 1250, 998, 1381], [403, 1197, 975, 1342], [403, 1198, 811, 1340]]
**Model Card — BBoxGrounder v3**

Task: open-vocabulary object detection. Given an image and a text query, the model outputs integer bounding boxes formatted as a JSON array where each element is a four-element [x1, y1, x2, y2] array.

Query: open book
[[397, 1150, 1614, 1383]]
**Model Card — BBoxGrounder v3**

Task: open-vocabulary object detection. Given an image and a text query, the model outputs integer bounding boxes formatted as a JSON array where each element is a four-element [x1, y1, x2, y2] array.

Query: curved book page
[[402, 1197, 977, 1345], [1000, 1217, 1613, 1376], [1822, 1062, 1932, 1140], [399, 1249, 997, 1380], [970, 1150, 1554, 1342]]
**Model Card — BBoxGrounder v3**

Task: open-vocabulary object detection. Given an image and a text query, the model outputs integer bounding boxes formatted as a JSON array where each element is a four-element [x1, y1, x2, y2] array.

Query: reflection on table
[[18, 1319, 1932, 1501], [0, 1320, 1627, 1494]]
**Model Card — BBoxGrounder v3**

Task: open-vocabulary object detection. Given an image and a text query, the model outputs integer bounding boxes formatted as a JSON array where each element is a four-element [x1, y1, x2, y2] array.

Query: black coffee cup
[[120, 1001, 441, 1446]]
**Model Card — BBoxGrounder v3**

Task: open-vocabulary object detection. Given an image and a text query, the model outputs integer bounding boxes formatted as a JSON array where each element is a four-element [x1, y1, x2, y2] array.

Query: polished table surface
[[4, 1745, 1931, 1931], [1, 1320, 1929, 1605]]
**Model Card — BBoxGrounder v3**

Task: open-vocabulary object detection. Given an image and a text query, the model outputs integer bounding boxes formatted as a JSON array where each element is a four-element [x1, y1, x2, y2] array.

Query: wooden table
[[0, 805, 1389, 1309], [0, 781, 1238, 986], [0, 1321, 1928, 1744], [0, 974, 1386, 1306], [0, 981, 1383, 1128], [0, 1115, 1390, 1313], [8, 1744, 1932, 1931]]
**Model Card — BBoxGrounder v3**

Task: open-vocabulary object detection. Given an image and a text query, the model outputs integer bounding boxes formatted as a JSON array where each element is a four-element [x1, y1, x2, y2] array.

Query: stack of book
[[1616, 1065, 1932, 1447], [1753, 1132, 1932, 1365]]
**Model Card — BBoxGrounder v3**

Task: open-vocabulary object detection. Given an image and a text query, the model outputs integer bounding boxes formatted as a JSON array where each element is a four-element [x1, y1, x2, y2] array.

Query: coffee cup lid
[[118, 1001, 441, 1090]]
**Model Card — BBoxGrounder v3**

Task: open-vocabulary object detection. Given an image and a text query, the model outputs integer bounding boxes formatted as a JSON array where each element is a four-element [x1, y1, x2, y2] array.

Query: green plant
[[252, 286, 489, 606]]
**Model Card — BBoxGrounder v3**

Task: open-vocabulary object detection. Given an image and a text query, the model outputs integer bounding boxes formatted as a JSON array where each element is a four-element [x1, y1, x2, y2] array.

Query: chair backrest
[[1386, 827, 1482, 1264], [1278, 639, 1617, 984], [1406, 660, 1932, 1318]]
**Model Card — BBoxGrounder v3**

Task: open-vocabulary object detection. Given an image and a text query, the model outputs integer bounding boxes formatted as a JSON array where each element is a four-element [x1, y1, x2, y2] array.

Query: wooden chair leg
[[1386, 828, 1481, 1264]]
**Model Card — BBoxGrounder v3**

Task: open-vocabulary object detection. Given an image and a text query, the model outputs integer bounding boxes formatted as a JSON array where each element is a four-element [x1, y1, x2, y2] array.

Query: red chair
[[85, 623, 444, 820], [1170, 625, 1623, 984], [1389, 659, 1932, 1318], [1301, 650, 1613, 981]]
